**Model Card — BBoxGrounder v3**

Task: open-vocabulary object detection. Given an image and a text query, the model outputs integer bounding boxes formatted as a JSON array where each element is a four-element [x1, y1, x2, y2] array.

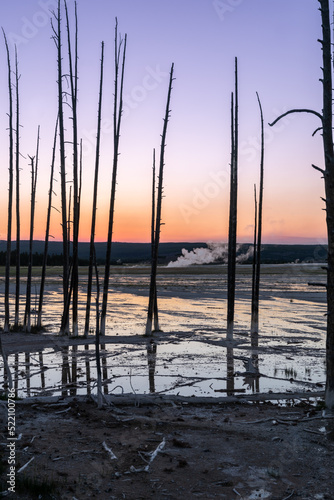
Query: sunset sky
[[0, 0, 329, 245]]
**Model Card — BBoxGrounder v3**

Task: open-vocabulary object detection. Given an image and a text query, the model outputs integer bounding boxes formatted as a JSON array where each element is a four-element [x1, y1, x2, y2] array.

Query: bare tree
[[151, 149, 159, 332], [227, 57, 238, 341], [251, 92, 264, 348], [269, 0, 334, 407], [94, 246, 103, 407], [2, 29, 14, 333], [145, 63, 174, 336], [85, 41, 105, 337], [100, 19, 127, 335], [65, 0, 79, 336], [24, 127, 40, 333], [251, 184, 257, 315], [37, 118, 58, 329], [52, 0, 69, 334], [14, 45, 21, 328]]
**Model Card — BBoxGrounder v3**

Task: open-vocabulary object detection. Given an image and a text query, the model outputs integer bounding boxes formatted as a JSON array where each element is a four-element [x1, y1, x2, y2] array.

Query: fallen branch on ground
[[102, 441, 117, 460], [17, 457, 35, 473], [130, 437, 166, 473]]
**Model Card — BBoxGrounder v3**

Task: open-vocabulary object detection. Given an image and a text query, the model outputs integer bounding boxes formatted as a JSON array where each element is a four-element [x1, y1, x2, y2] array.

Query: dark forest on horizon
[[0, 241, 328, 266]]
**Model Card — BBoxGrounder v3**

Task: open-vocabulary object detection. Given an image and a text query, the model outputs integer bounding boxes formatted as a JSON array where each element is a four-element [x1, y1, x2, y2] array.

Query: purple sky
[[0, 0, 329, 245]]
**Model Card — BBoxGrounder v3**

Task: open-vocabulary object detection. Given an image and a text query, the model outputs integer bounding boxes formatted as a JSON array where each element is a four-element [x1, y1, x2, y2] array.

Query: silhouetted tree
[[251, 92, 264, 347], [65, 0, 79, 336], [145, 63, 174, 336], [251, 184, 257, 316], [24, 127, 40, 332], [269, 0, 334, 407], [151, 149, 159, 331], [100, 19, 127, 335], [94, 246, 103, 407], [2, 29, 14, 333], [14, 45, 21, 328], [37, 118, 58, 329], [227, 57, 238, 341], [52, 0, 69, 334], [85, 41, 105, 337]]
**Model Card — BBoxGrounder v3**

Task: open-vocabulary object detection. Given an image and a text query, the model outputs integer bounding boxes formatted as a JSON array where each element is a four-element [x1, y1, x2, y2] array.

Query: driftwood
[[12, 391, 325, 408], [17, 457, 35, 474], [130, 438, 165, 473], [102, 441, 117, 460]]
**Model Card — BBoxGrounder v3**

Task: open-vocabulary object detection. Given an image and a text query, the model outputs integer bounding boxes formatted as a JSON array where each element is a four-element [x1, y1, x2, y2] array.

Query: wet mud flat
[[0, 263, 332, 498], [0, 263, 328, 399], [1, 395, 334, 499]]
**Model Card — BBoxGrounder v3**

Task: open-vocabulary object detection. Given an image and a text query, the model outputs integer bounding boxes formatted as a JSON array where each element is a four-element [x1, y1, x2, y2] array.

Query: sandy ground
[[1, 395, 334, 499]]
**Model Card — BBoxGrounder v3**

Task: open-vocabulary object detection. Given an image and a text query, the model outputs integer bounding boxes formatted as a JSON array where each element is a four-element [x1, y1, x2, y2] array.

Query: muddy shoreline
[[1, 395, 334, 499]]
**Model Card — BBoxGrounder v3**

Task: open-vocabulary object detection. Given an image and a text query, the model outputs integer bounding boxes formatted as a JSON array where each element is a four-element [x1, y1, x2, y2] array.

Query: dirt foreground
[[1, 395, 334, 500]]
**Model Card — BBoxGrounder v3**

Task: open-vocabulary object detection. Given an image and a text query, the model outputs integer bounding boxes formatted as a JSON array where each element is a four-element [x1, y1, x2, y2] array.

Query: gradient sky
[[0, 0, 329, 245]]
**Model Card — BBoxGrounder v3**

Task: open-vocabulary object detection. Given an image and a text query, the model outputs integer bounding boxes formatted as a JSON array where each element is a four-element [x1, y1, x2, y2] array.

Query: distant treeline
[[0, 243, 328, 267], [0, 250, 129, 267], [0, 251, 66, 267]]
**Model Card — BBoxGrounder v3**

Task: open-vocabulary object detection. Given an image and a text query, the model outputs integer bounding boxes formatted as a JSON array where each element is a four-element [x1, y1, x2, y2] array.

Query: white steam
[[167, 242, 253, 268]]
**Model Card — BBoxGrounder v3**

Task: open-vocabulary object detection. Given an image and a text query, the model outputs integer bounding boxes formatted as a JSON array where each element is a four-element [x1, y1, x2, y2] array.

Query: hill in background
[[0, 241, 328, 266]]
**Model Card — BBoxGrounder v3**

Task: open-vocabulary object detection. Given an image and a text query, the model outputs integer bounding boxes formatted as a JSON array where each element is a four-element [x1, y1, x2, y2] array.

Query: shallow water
[[0, 263, 327, 399]]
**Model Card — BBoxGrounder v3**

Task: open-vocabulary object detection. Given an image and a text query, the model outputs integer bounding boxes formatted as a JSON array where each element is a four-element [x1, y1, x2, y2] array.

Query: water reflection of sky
[[0, 265, 327, 399]]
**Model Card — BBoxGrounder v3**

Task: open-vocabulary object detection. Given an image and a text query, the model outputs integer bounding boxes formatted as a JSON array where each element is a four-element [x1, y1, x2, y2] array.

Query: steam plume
[[167, 242, 253, 267]]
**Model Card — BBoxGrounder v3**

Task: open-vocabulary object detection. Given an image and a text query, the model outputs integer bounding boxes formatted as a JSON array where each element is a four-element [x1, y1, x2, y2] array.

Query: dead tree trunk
[[94, 245, 103, 407], [151, 149, 159, 331], [145, 63, 174, 336], [3, 30, 14, 333], [52, 0, 69, 334], [24, 127, 40, 332], [227, 57, 238, 341], [251, 92, 264, 348], [37, 117, 58, 329], [319, 0, 334, 409], [100, 19, 127, 335], [269, 0, 334, 407], [85, 41, 104, 337], [14, 45, 21, 329], [251, 184, 257, 311], [65, 0, 79, 336]]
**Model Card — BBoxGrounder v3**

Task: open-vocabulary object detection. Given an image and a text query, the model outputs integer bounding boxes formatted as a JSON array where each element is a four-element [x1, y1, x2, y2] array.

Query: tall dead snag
[[85, 41, 105, 337], [14, 45, 21, 328], [3, 30, 14, 333], [145, 63, 174, 336], [24, 127, 40, 333], [251, 92, 264, 348], [37, 118, 58, 329], [269, 0, 334, 407], [226, 57, 238, 341], [100, 19, 127, 335], [94, 246, 103, 407], [251, 184, 257, 311], [52, 0, 69, 334], [65, 0, 79, 336], [151, 149, 159, 331]]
